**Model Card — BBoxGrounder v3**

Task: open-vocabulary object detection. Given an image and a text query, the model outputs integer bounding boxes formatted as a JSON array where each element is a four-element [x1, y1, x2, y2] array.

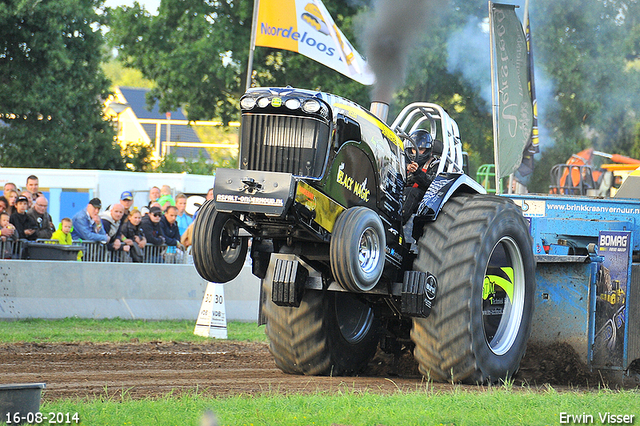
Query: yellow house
[[104, 86, 237, 163]]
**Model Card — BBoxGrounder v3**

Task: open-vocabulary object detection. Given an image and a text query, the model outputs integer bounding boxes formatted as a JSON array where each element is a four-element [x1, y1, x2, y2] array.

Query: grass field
[[0, 318, 267, 343], [39, 387, 640, 426], [2, 319, 639, 426]]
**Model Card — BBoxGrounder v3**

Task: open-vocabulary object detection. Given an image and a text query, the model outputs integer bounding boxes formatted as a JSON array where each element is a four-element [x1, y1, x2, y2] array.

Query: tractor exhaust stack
[[370, 101, 389, 123]]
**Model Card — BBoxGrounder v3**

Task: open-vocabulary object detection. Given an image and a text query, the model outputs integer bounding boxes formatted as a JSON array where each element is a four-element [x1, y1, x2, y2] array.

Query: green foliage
[[526, 0, 640, 191], [102, 59, 155, 89], [123, 140, 154, 172], [153, 153, 213, 175], [0, 0, 125, 170], [105, 0, 369, 123]]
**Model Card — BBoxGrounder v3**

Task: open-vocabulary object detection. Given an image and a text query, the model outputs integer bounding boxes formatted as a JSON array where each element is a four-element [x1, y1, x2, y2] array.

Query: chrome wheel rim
[[358, 227, 381, 275], [481, 236, 526, 356]]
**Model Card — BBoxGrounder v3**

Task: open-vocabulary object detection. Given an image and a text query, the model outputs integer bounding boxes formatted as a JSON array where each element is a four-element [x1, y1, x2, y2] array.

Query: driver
[[402, 129, 437, 222]]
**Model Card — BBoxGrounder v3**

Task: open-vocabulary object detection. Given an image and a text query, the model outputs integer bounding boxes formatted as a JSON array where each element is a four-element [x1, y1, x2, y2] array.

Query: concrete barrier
[[0, 261, 261, 322]]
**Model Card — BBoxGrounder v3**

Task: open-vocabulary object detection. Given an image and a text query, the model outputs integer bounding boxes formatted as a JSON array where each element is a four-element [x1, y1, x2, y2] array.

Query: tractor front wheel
[[192, 199, 248, 283], [330, 206, 386, 292]]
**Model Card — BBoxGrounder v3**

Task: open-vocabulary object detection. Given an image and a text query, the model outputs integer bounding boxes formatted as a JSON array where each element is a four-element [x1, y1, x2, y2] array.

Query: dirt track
[[0, 339, 612, 402]]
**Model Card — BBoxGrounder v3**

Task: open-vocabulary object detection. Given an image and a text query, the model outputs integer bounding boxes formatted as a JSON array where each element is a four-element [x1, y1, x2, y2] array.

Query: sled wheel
[[263, 277, 379, 376], [330, 206, 386, 292], [411, 194, 535, 383], [192, 199, 248, 283]]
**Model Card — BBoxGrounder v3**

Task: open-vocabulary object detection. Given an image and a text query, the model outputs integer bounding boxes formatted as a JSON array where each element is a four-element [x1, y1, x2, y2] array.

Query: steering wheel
[[403, 137, 419, 163]]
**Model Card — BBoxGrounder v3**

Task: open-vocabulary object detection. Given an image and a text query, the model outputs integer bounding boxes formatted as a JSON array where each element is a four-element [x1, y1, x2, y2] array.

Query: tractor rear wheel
[[411, 194, 535, 383], [192, 199, 248, 283], [263, 278, 379, 375]]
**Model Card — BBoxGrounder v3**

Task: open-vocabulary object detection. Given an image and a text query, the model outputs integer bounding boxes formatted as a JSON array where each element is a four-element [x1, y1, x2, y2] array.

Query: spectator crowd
[[0, 175, 214, 262]]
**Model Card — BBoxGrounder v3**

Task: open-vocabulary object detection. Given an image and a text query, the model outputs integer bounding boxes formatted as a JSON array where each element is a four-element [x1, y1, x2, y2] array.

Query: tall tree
[[105, 0, 369, 123], [527, 0, 640, 191], [0, 0, 125, 170]]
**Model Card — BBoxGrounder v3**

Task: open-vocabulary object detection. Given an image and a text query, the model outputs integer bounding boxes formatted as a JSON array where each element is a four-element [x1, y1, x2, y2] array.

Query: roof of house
[[119, 87, 189, 121], [118, 87, 210, 161]]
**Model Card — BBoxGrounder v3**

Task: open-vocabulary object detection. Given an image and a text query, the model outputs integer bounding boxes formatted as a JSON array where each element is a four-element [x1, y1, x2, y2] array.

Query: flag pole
[[488, 1, 501, 194], [245, 0, 260, 91]]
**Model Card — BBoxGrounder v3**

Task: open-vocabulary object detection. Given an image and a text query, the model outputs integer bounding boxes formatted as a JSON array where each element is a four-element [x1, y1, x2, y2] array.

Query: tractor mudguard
[[213, 168, 296, 217], [411, 173, 486, 241], [415, 173, 486, 221]]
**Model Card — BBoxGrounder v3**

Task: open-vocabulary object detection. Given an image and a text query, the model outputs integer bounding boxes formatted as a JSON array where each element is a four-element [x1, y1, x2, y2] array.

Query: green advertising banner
[[491, 3, 533, 179]]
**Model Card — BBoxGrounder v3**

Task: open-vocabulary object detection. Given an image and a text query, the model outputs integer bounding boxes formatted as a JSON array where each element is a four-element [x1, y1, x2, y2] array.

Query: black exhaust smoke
[[364, 0, 448, 106]]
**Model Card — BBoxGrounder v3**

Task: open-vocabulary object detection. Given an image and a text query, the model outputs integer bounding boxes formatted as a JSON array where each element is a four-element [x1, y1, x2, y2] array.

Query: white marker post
[[194, 282, 228, 339]]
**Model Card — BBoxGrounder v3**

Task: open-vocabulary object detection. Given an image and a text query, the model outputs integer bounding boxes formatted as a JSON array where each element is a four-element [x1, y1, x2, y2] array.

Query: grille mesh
[[240, 114, 330, 178]]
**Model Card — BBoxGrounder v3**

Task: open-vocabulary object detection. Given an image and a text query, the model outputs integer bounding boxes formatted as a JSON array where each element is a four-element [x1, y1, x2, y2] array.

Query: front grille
[[240, 113, 330, 178]]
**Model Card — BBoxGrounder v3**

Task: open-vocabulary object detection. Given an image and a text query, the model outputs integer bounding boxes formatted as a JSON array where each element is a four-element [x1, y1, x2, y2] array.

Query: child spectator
[[10, 196, 38, 240], [0, 203, 15, 240], [119, 191, 134, 222], [157, 185, 175, 211], [52, 218, 82, 261], [20, 191, 33, 208], [52, 218, 73, 245], [0, 211, 17, 258], [120, 209, 146, 262]]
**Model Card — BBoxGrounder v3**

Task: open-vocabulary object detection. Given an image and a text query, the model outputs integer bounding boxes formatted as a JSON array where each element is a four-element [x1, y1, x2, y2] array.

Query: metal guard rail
[[0, 239, 192, 264]]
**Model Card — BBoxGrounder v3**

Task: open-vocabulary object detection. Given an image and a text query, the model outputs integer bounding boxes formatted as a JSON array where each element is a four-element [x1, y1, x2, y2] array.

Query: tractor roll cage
[[391, 103, 464, 176]]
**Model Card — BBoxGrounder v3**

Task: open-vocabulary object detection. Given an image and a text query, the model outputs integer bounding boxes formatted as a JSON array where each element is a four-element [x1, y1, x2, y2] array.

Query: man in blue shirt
[[71, 198, 108, 243], [174, 193, 192, 236]]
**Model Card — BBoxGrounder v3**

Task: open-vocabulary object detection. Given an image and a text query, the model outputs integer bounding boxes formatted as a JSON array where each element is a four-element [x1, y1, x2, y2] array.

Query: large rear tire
[[192, 199, 248, 283], [411, 194, 535, 383], [263, 278, 379, 375]]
